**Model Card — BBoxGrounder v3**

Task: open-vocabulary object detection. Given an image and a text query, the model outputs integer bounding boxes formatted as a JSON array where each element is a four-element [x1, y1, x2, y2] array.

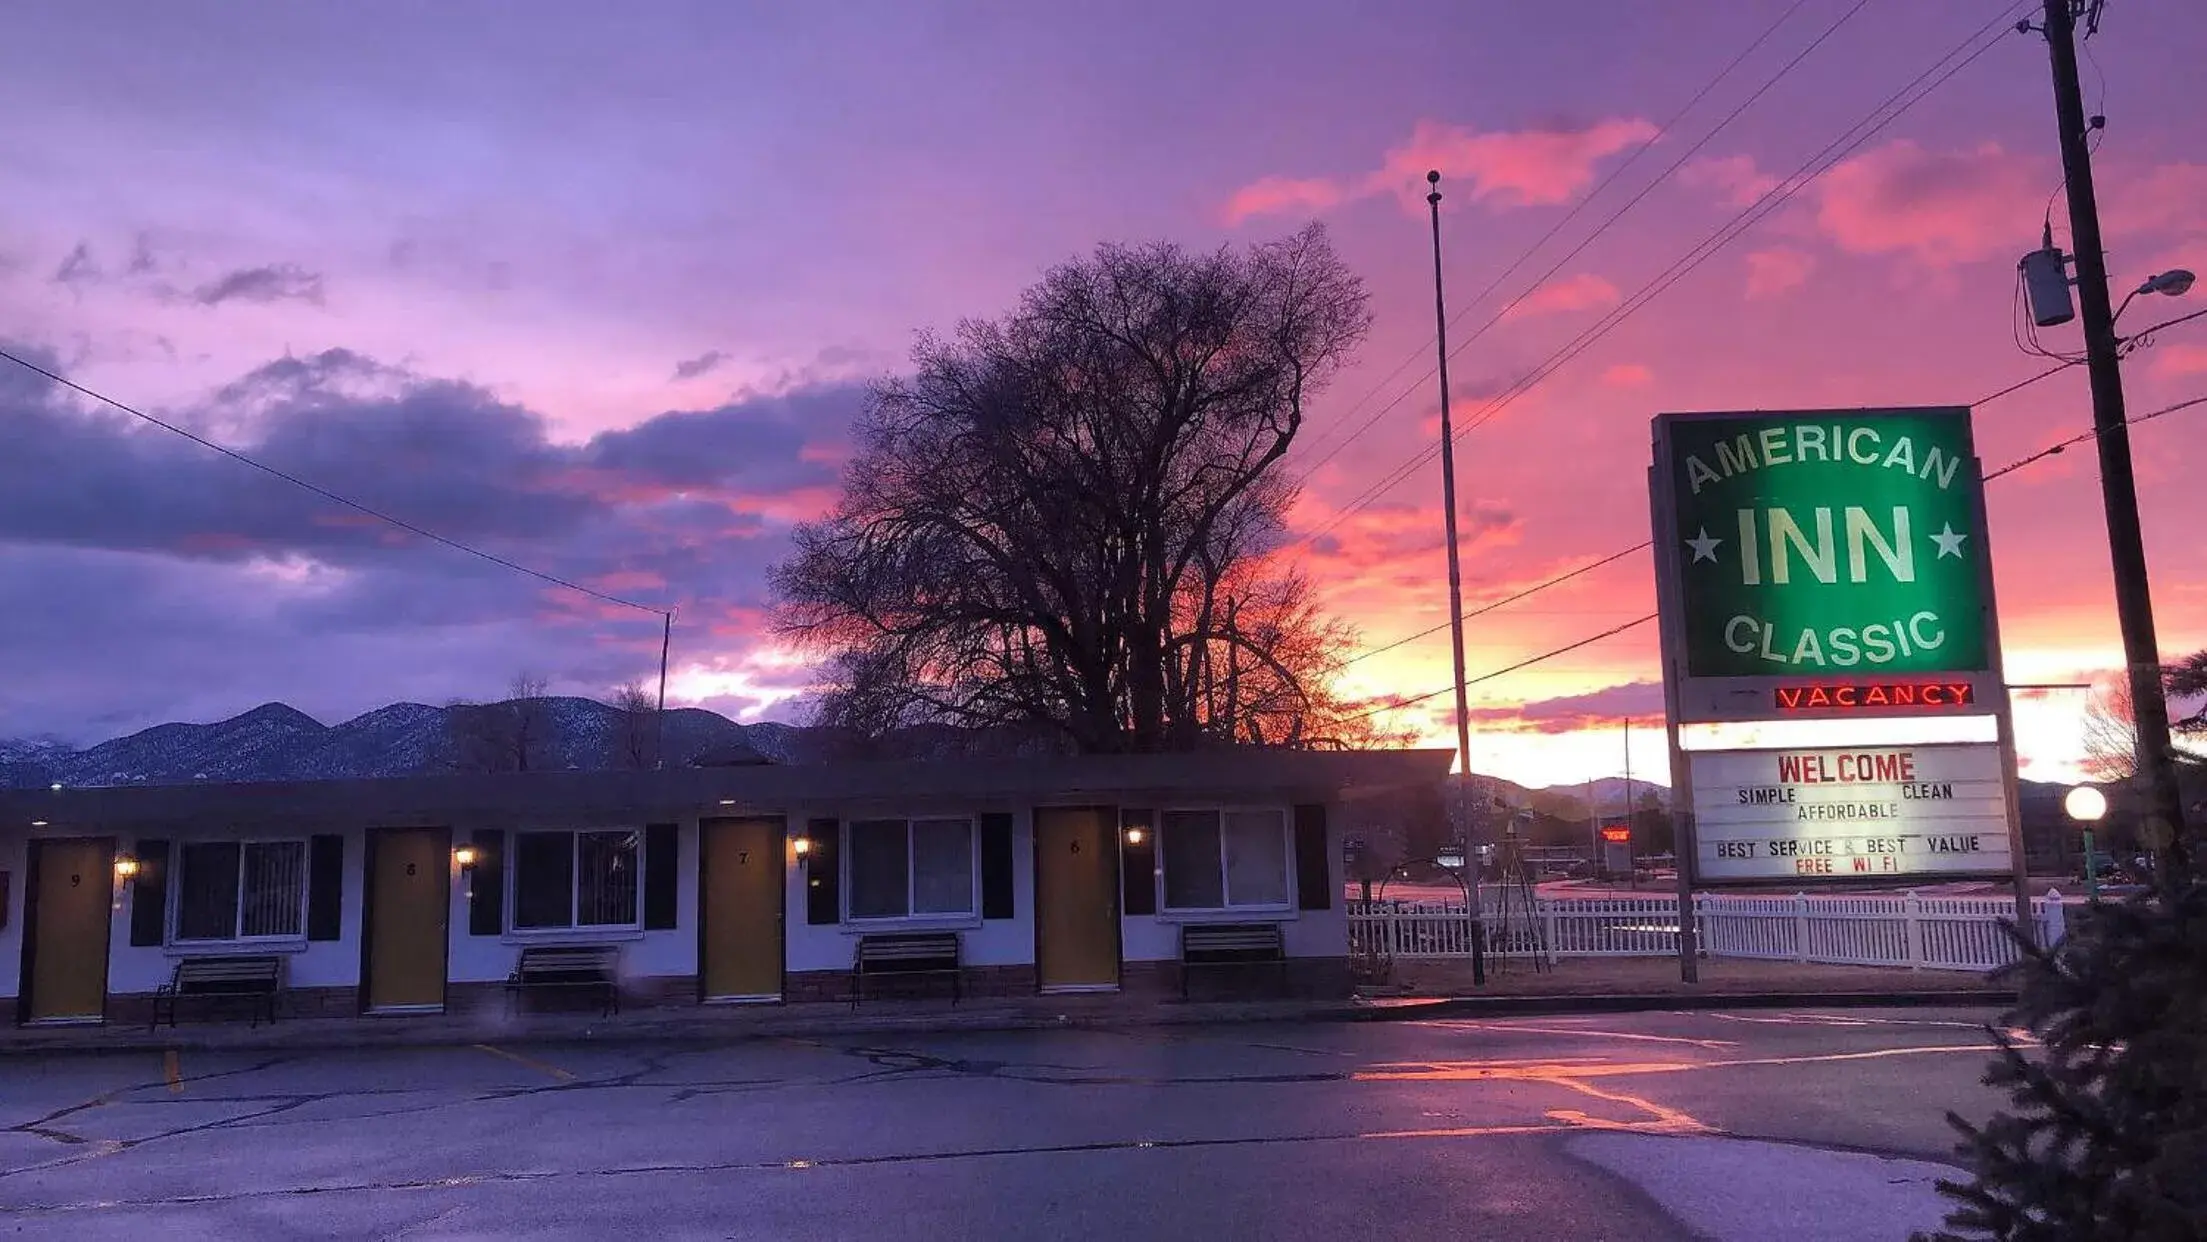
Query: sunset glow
[[2, 3, 2202, 790]]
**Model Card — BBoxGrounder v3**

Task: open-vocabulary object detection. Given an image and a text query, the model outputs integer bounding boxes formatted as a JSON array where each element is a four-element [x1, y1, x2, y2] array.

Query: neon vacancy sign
[[1774, 682, 1977, 711]]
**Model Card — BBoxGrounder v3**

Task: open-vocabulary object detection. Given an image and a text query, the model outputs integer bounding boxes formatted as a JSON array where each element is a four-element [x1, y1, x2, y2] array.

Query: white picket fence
[[1346, 891, 2067, 972]]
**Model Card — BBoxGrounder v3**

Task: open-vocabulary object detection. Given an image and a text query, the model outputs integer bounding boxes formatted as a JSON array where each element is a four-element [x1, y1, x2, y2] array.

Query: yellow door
[[24, 838, 114, 1023], [366, 827, 449, 1012], [701, 817, 784, 1001], [1034, 807, 1119, 992]]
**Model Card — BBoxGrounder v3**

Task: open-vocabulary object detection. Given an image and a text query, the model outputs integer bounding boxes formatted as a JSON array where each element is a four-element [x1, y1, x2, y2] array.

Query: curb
[[3, 991, 2015, 1056], [1332, 989, 2016, 1021], [0, 1003, 1335, 1058]]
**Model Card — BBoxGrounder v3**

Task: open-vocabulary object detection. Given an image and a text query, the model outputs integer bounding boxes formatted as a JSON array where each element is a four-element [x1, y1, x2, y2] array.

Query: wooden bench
[[1179, 922, 1288, 1000], [151, 955, 284, 1030], [506, 946, 621, 1017], [851, 932, 963, 1008]]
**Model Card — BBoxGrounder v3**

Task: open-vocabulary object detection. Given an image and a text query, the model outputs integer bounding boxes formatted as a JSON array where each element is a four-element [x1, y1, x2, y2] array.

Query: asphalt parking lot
[[0, 1006, 2011, 1240]]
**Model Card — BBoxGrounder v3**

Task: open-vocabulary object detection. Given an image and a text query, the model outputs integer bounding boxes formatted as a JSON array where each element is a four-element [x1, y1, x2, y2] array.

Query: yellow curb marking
[[472, 1043, 576, 1082]]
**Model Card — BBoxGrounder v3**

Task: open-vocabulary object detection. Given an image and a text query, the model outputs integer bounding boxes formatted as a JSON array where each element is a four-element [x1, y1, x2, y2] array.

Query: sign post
[[1650, 408, 2025, 975]]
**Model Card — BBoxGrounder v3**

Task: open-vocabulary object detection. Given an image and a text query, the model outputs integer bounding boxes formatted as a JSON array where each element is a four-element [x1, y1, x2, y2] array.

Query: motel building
[[0, 749, 1446, 1027]]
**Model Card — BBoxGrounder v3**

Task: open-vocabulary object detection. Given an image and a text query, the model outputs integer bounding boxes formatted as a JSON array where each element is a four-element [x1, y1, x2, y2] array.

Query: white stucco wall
[[445, 818, 699, 987], [2, 824, 371, 1003], [1117, 800, 1345, 963], [782, 804, 1038, 975]]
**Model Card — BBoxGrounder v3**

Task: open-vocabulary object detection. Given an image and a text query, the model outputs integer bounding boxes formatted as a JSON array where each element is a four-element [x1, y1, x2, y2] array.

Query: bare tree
[[2082, 677, 2139, 782], [446, 671, 554, 773], [609, 680, 659, 770], [773, 224, 1380, 753], [506, 672, 551, 771]]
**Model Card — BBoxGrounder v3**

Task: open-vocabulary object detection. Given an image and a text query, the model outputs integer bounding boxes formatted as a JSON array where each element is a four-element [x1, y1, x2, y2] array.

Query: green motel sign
[[1662, 407, 1989, 679]]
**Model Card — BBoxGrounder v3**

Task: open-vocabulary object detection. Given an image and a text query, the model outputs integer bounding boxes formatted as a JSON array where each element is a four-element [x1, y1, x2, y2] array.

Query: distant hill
[[0, 698, 1129, 789], [0, 698, 789, 789]]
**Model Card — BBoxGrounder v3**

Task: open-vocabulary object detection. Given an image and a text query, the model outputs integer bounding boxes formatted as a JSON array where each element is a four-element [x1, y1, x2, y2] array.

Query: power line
[[2123, 304, 2207, 352], [1340, 542, 1651, 668], [1342, 613, 1659, 724], [1333, 352, 2087, 674], [1974, 358, 2083, 407], [1297, 2, 2027, 550], [1336, 377, 2200, 724], [1984, 393, 2207, 480], [1290, 0, 1824, 478], [0, 345, 672, 619], [1437, 4, 2029, 453]]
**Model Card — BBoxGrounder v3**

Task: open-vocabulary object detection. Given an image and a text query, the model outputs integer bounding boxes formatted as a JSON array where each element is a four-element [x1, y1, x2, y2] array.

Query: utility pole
[[1426, 170, 1485, 939], [1623, 718, 1634, 892], [2035, 0, 2191, 879], [1585, 775, 1596, 876], [655, 610, 673, 772]]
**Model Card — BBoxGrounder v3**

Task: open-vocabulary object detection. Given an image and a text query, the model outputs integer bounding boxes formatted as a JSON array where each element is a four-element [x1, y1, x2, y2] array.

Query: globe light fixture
[[2064, 785, 2109, 823]]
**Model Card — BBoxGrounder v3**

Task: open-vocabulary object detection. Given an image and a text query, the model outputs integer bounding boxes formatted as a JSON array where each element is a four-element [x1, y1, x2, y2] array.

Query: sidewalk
[[2, 959, 2014, 1056]]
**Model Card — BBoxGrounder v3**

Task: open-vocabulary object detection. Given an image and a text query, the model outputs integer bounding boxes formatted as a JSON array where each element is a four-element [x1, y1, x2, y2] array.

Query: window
[[512, 830, 639, 930], [175, 840, 307, 941], [846, 818, 975, 920], [1160, 809, 1290, 912]]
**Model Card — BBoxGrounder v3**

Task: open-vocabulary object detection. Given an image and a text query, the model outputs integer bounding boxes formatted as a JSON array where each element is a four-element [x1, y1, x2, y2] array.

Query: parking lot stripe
[[472, 1043, 576, 1082]]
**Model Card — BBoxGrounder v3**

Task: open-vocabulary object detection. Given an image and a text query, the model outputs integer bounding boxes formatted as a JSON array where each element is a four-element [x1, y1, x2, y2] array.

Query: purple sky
[[3, 2, 2204, 785]]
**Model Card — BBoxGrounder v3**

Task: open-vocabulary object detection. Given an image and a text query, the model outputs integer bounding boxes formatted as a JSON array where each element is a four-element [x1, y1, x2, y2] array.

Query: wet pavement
[[0, 1007, 2008, 1240]]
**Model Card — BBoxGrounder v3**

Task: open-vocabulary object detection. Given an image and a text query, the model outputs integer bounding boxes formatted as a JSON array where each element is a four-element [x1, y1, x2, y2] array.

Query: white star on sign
[[1930, 522, 1968, 559], [1685, 527, 1723, 563]]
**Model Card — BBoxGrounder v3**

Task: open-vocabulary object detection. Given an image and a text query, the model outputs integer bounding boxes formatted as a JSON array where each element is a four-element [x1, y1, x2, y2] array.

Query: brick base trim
[[787, 963, 1038, 1004], [444, 974, 703, 1016], [59, 955, 1350, 1027], [106, 985, 360, 1027]]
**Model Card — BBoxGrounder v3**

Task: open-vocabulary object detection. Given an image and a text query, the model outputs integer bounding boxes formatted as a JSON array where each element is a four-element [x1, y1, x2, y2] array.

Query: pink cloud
[[1463, 681, 1666, 734], [1681, 154, 1779, 208], [1813, 140, 2046, 266], [2151, 343, 2207, 378], [2102, 162, 2207, 239], [1298, 500, 1522, 603], [1375, 118, 1659, 209], [587, 569, 668, 594], [1221, 175, 1349, 226], [1222, 116, 1657, 224], [1601, 363, 1653, 388], [1502, 272, 1620, 320], [1745, 247, 1815, 299]]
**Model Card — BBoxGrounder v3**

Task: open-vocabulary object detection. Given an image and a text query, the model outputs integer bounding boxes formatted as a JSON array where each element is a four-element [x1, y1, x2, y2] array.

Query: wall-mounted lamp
[[1123, 826, 1147, 847], [791, 835, 813, 858], [719, 798, 737, 807], [30, 820, 48, 828], [114, 856, 141, 882], [454, 845, 480, 870]]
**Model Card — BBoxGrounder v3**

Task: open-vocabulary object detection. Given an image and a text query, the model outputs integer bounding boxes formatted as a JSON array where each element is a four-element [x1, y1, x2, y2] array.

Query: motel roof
[[1, 748, 1454, 833]]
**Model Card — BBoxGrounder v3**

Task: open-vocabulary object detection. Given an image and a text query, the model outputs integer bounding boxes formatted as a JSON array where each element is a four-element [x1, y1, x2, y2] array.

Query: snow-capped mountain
[[0, 698, 783, 789]]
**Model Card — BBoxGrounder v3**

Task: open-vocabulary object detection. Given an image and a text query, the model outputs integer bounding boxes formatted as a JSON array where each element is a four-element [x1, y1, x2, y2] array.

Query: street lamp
[[2066, 785, 2109, 898], [2113, 268, 2196, 322], [2065, 785, 2109, 823]]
